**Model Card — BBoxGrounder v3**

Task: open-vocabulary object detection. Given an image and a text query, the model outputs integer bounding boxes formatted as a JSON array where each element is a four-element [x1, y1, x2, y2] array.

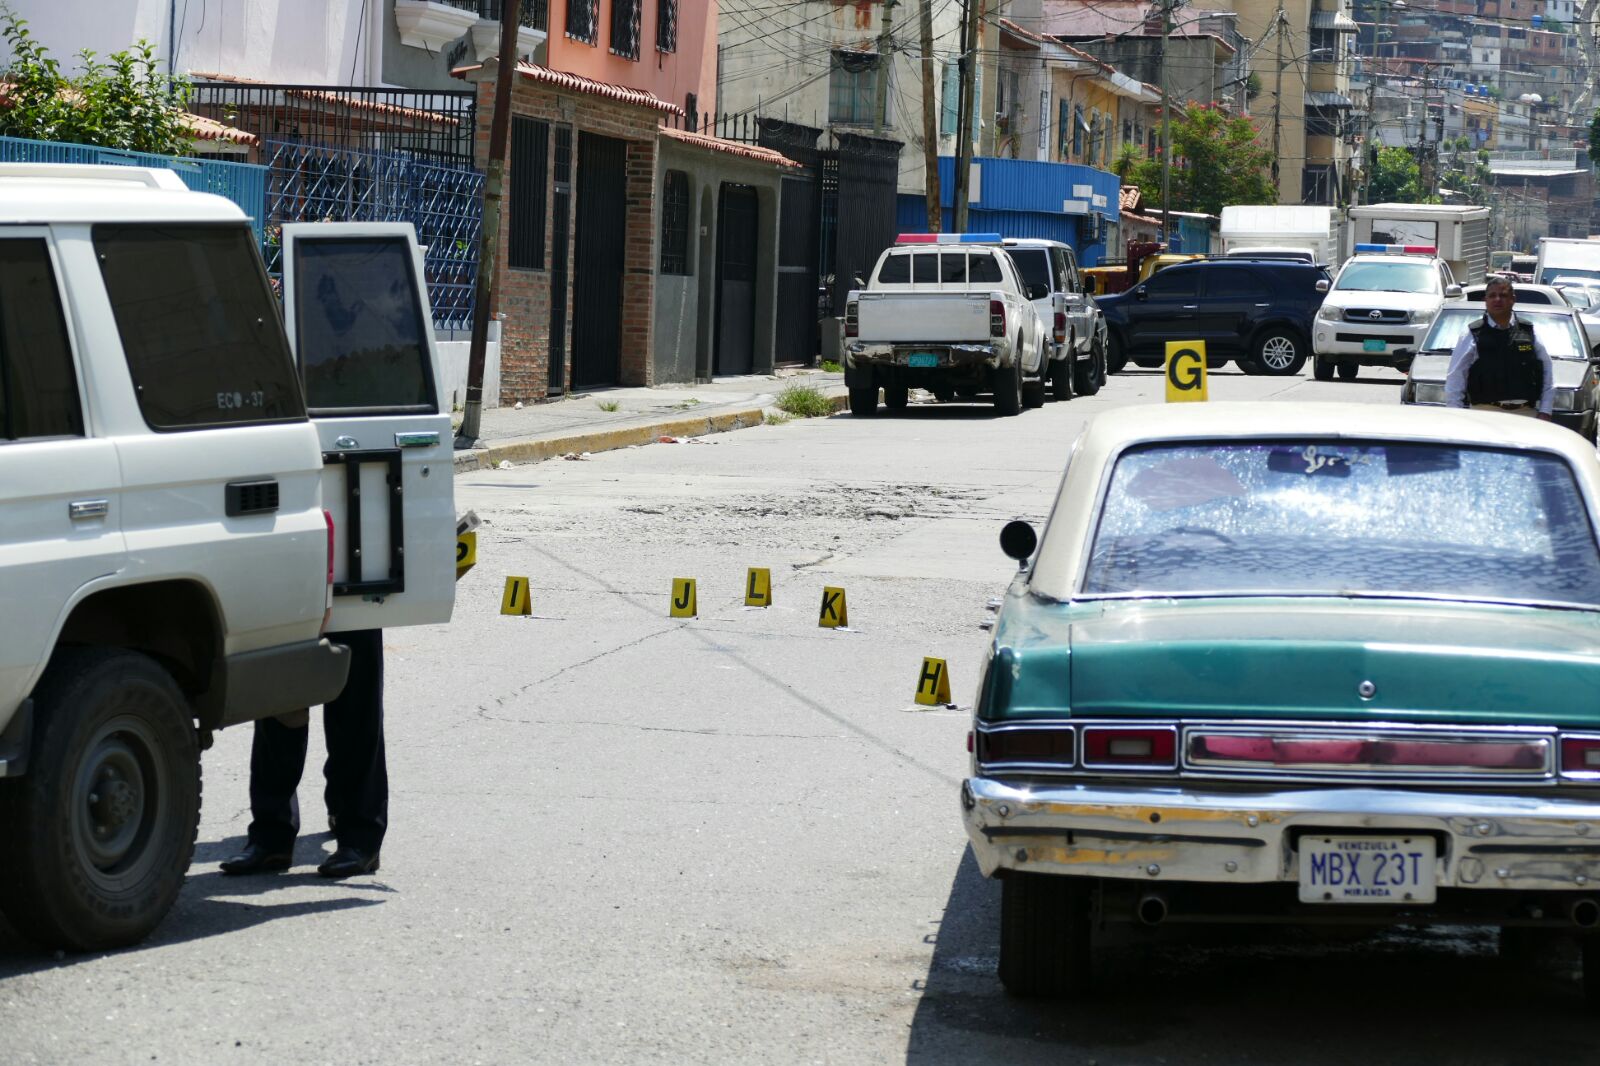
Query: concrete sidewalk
[[452, 367, 847, 473]]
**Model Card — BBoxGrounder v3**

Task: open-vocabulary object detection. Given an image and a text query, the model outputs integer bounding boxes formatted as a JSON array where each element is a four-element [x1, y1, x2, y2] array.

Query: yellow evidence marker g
[[671, 578, 698, 618], [455, 530, 477, 581], [1164, 340, 1209, 403], [818, 586, 848, 628], [501, 576, 532, 616], [744, 567, 772, 607], [915, 657, 953, 706]]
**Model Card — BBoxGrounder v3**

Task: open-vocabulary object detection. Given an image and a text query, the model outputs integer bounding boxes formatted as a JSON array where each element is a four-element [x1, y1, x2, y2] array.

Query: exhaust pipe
[[1137, 892, 1169, 926], [1571, 898, 1600, 929]]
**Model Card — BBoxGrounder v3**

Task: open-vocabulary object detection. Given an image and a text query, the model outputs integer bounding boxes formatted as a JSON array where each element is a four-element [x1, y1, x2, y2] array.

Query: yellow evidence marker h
[[818, 586, 848, 628], [456, 530, 477, 581], [1164, 340, 1209, 403], [501, 576, 532, 616], [671, 578, 698, 617], [915, 657, 953, 706], [744, 567, 772, 607]]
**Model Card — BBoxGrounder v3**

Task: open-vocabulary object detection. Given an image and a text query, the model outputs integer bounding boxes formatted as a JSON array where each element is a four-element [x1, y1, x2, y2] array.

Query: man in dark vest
[[1443, 276, 1553, 419]]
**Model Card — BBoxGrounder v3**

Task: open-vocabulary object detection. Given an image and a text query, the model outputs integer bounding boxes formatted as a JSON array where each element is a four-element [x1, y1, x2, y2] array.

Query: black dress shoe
[[317, 846, 380, 879], [219, 843, 293, 876]]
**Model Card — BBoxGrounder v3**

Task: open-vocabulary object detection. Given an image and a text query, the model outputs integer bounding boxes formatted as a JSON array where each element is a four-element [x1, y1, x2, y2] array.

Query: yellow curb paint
[[670, 578, 698, 617], [915, 657, 952, 705], [501, 576, 531, 616], [745, 567, 772, 607], [818, 586, 848, 628], [1165, 340, 1208, 403], [455, 530, 477, 581]]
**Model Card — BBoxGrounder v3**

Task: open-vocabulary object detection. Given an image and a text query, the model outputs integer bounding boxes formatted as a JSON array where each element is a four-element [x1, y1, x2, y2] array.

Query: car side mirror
[[1315, 279, 1330, 294], [853, 274, 865, 288], [1000, 520, 1038, 568], [1445, 284, 1464, 298], [1025, 282, 1049, 301]]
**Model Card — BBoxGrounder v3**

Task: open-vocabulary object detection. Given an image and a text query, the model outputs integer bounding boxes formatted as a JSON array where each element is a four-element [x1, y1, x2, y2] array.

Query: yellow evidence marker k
[[744, 567, 772, 607], [818, 586, 848, 628], [501, 576, 531, 616], [671, 578, 698, 617], [1164, 340, 1209, 403], [915, 657, 953, 706], [456, 530, 477, 581]]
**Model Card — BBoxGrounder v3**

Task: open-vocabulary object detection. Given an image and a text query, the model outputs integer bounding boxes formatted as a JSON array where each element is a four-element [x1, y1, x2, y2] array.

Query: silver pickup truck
[[843, 236, 1047, 417]]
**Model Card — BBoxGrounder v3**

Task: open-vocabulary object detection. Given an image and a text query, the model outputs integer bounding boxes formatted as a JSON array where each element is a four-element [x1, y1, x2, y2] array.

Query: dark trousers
[[246, 629, 387, 854]]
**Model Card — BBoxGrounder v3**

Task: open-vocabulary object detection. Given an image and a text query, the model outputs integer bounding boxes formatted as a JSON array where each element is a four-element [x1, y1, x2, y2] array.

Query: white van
[[1536, 238, 1600, 288]]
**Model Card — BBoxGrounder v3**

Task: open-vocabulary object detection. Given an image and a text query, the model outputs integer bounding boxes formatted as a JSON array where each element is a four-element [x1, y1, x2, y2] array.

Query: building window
[[509, 116, 549, 269], [657, 0, 677, 52], [1123, 119, 1132, 149], [565, 0, 597, 42], [1057, 98, 1069, 158], [941, 61, 959, 134], [611, 0, 641, 59], [684, 91, 699, 130], [660, 170, 690, 274], [829, 50, 886, 127], [1072, 103, 1084, 157]]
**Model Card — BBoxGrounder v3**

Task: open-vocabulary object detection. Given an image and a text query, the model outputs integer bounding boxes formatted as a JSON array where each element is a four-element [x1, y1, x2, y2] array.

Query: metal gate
[[571, 133, 627, 390], [756, 122, 822, 364], [548, 125, 573, 395], [715, 183, 759, 375], [826, 133, 901, 321]]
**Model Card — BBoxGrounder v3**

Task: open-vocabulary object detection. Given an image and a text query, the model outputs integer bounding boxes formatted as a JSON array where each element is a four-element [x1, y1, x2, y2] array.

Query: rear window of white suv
[[94, 224, 305, 431]]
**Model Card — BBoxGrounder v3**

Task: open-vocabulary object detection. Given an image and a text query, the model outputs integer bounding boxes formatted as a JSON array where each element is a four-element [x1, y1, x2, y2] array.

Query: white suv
[[0, 164, 455, 950], [1312, 252, 1464, 381]]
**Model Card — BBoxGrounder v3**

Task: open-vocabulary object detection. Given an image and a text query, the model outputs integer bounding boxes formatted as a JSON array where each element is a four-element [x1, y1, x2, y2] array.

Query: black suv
[[1097, 258, 1331, 376]]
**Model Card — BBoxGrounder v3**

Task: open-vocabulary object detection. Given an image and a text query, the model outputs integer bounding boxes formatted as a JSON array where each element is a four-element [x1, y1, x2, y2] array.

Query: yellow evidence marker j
[[671, 578, 698, 617]]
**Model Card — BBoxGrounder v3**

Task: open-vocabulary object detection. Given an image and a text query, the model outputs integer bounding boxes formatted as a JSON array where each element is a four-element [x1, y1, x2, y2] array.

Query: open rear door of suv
[[281, 222, 455, 631]]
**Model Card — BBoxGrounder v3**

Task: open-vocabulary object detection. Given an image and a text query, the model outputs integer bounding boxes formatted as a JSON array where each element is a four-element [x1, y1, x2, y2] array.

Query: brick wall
[[471, 70, 664, 402]]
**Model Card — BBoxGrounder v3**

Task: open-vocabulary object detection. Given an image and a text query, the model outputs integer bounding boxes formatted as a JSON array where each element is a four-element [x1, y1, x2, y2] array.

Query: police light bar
[[895, 233, 1004, 244], [1355, 243, 1437, 255]]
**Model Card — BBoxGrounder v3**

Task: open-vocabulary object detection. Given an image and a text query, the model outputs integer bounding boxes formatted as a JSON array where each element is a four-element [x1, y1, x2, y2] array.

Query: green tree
[[0, 11, 192, 155], [1123, 104, 1275, 216], [1368, 145, 1424, 203]]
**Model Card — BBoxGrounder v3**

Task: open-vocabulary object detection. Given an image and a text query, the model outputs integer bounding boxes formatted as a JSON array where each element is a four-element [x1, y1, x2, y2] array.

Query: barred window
[[828, 50, 885, 127], [565, 0, 597, 43], [657, 0, 677, 52], [611, 0, 641, 59], [660, 170, 690, 275], [509, 116, 549, 270]]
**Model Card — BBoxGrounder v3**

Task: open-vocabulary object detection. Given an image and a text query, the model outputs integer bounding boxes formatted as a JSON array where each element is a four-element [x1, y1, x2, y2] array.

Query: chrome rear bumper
[[962, 777, 1600, 891]]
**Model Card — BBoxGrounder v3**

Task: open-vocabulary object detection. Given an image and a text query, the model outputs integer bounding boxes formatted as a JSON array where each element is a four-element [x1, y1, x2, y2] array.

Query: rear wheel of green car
[[999, 873, 1093, 998]]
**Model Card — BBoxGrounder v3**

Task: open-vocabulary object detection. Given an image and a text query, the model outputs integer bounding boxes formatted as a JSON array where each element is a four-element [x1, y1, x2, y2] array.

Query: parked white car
[[1003, 237, 1105, 399], [844, 234, 1048, 416], [1313, 251, 1464, 380]]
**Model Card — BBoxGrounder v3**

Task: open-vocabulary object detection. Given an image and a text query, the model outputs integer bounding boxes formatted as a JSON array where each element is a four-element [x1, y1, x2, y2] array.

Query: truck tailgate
[[857, 291, 992, 344]]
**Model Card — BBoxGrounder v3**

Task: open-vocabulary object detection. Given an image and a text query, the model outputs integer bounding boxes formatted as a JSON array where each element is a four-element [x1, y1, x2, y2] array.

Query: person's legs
[[322, 628, 388, 856], [245, 713, 309, 852]]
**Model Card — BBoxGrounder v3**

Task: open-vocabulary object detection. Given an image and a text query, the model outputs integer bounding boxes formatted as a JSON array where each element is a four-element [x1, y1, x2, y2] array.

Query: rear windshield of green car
[[1082, 441, 1600, 606]]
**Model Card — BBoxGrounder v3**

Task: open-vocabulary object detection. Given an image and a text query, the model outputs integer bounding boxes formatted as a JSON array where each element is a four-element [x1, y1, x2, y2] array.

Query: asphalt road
[[5, 365, 1594, 1065]]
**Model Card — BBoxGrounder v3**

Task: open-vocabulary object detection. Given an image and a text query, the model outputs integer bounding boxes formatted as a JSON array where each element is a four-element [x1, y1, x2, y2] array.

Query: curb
[[454, 389, 851, 474]]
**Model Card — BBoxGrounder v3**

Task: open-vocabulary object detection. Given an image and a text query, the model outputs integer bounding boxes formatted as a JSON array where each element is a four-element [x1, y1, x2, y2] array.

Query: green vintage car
[[964, 401, 1600, 1000]]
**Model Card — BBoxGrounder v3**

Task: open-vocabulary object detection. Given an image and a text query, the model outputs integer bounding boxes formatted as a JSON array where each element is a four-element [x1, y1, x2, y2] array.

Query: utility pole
[[456, 0, 520, 447], [873, 0, 897, 135], [953, 0, 982, 231], [1417, 66, 1433, 198], [918, 0, 941, 230], [1159, 0, 1173, 242], [1269, 1, 1286, 198]]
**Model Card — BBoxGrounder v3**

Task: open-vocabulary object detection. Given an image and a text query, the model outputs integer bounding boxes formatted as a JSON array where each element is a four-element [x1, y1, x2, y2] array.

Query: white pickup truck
[[0, 164, 456, 950], [843, 234, 1048, 416]]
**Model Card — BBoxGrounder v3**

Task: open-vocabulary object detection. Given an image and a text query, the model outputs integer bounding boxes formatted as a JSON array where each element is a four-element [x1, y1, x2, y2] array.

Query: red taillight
[[1082, 726, 1178, 769], [1053, 310, 1066, 344], [990, 299, 1006, 338], [845, 301, 858, 338], [966, 730, 974, 754], [1562, 735, 1600, 775], [321, 508, 335, 634], [977, 728, 1074, 765]]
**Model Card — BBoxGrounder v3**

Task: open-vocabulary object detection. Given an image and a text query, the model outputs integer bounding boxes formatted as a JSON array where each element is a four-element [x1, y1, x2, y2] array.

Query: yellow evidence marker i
[[501, 576, 532, 616]]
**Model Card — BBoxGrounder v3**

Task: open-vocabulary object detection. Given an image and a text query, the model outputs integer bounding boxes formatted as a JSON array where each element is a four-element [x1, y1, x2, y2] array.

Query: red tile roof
[[1119, 186, 1142, 211], [452, 61, 682, 116], [659, 125, 799, 167]]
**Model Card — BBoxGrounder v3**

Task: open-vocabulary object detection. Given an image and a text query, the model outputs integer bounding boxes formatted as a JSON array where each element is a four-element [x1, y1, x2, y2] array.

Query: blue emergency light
[[895, 233, 1005, 244], [1354, 243, 1437, 255]]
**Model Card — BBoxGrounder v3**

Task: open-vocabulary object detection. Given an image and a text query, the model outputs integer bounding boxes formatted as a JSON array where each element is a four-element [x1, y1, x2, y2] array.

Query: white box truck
[[1348, 203, 1491, 284], [1219, 205, 1345, 268], [1534, 237, 1600, 288]]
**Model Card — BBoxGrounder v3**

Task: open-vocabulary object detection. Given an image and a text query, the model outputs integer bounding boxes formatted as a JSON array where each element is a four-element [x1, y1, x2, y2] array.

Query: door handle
[[1255, 302, 1272, 307], [394, 431, 440, 449], [1182, 304, 1199, 310], [69, 499, 109, 520]]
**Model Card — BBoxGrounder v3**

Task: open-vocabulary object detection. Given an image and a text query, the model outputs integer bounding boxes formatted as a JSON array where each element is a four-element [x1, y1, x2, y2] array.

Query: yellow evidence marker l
[[671, 578, 698, 617], [455, 530, 477, 581], [915, 657, 953, 706], [501, 576, 532, 616], [744, 567, 772, 607], [1164, 339, 1209, 403], [818, 586, 848, 628]]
